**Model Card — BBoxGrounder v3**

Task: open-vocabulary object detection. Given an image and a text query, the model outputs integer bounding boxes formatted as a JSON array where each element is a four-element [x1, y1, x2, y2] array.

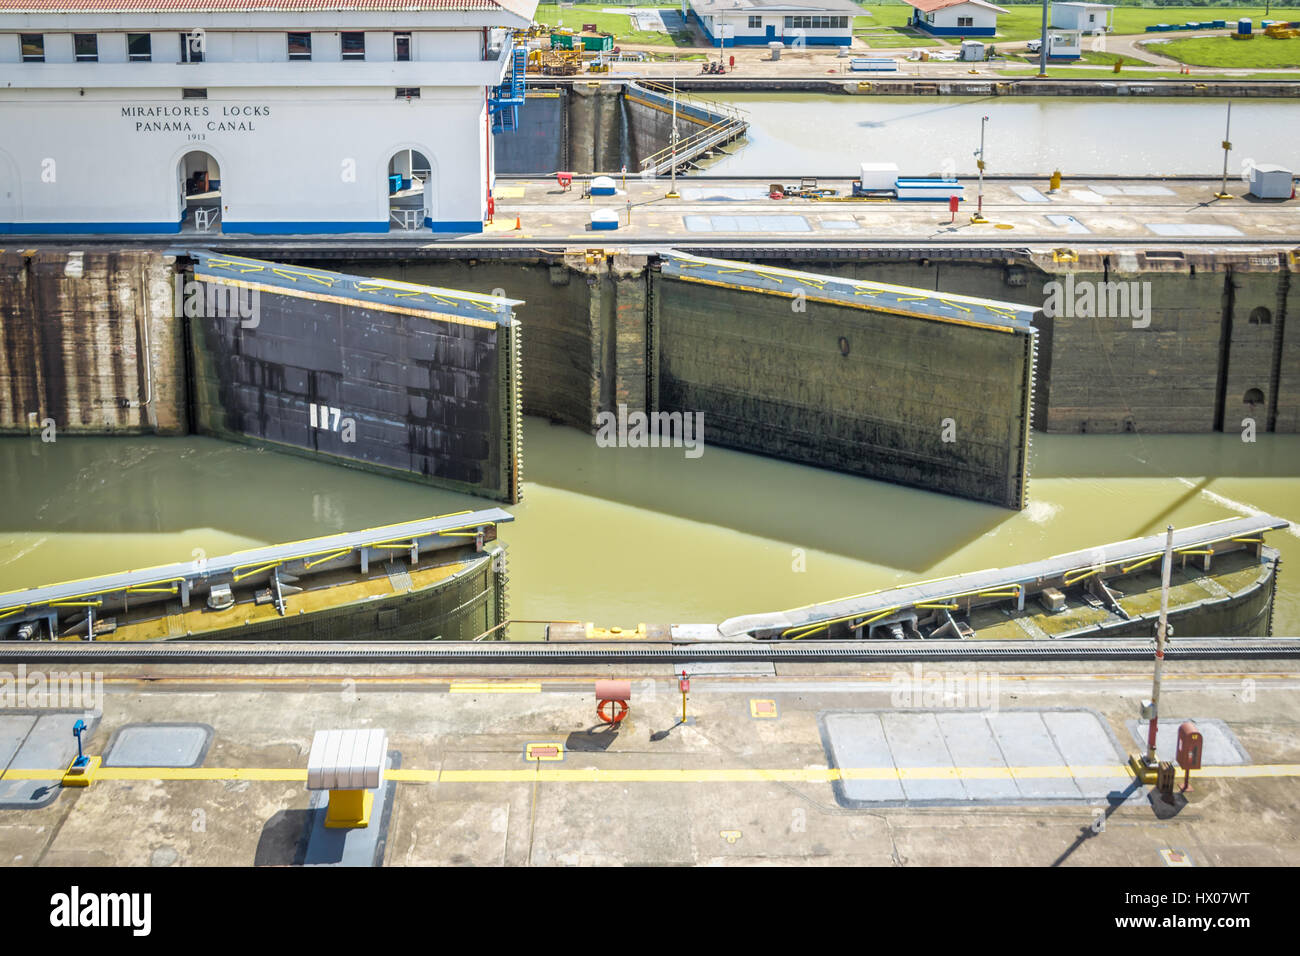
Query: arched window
[[1243, 388, 1265, 407], [1248, 307, 1272, 326]]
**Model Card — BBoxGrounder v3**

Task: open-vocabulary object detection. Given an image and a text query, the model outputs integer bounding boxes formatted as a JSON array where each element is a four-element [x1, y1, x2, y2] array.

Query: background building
[[1050, 2, 1114, 35], [685, 0, 865, 47], [905, 0, 1007, 37], [0, 0, 535, 235]]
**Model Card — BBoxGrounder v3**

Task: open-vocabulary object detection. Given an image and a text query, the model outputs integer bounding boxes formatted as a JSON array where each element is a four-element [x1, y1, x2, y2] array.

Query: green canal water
[[703, 95, 1300, 177], [1, 422, 1297, 637]]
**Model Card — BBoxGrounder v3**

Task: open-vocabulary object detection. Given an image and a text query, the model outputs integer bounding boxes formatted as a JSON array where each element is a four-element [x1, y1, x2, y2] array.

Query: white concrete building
[[0, 0, 536, 235], [685, 0, 865, 48], [1029, 28, 1083, 59], [905, 0, 1007, 37], [1050, 2, 1113, 35]]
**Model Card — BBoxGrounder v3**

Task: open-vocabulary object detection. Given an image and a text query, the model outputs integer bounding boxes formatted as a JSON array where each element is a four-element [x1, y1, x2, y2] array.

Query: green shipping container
[[551, 31, 613, 52]]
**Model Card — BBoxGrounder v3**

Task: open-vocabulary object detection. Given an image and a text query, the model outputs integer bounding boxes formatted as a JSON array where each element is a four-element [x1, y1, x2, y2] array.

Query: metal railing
[[389, 208, 425, 231], [192, 206, 220, 232], [631, 81, 749, 176], [636, 80, 748, 124]]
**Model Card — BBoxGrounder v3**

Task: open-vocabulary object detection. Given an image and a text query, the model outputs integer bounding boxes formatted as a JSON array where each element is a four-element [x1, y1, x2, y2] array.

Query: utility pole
[[1147, 525, 1174, 765], [1131, 525, 1175, 780], [1037, 0, 1049, 77], [666, 72, 680, 198], [1216, 100, 1234, 199], [971, 114, 988, 223]]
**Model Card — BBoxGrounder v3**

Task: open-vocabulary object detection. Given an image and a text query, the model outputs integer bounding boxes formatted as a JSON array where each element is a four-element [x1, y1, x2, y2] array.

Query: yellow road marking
[[449, 682, 542, 694], [4, 764, 1297, 784], [1, 768, 308, 781]]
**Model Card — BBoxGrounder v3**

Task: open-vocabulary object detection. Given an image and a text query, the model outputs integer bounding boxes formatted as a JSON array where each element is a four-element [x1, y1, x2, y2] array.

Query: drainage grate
[[385, 562, 414, 593]]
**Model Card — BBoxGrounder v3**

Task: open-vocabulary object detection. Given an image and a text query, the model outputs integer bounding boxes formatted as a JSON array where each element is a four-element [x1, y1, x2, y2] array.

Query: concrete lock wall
[[493, 91, 567, 177], [343, 257, 600, 431], [0, 249, 185, 435], [775, 252, 1297, 436], [362, 253, 649, 430], [493, 82, 733, 176], [4, 247, 1295, 511], [557, 82, 626, 176], [651, 269, 1035, 509]]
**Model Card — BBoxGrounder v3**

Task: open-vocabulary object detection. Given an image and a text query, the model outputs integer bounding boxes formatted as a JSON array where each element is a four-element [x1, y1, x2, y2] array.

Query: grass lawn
[[859, 27, 952, 48], [858, 3, 1291, 44], [1009, 48, 1160, 65], [853, 7, 940, 46], [1077, 49, 1158, 64], [996, 66, 1300, 78], [1151, 35, 1300, 68], [531, 3, 1296, 55], [1108, 5, 1281, 34], [532, 4, 695, 47]]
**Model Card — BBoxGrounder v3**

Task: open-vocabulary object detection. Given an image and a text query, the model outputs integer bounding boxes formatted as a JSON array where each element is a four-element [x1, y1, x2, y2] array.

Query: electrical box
[[1248, 164, 1294, 200]]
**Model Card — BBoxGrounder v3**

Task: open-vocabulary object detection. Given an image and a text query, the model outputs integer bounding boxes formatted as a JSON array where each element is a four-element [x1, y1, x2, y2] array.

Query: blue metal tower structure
[[490, 45, 527, 133]]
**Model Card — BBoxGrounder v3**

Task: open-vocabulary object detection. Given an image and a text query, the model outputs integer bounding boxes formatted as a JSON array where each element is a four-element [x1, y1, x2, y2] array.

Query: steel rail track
[[51, 236, 1294, 252], [1, 638, 1298, 664]]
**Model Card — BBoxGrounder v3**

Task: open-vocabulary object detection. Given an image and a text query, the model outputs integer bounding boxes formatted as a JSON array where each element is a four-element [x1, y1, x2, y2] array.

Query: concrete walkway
[[488, 176, 1299, 246], [2, 655, 1297, 865]]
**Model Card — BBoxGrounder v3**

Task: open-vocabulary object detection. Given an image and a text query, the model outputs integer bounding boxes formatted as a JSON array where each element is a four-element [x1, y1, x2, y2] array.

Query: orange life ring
[[597, 698, 629, 724]]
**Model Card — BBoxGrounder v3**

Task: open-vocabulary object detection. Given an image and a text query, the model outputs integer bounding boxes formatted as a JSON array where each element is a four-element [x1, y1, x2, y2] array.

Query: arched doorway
[[387, 149, 430, 231], [179, 150, 222, 233]]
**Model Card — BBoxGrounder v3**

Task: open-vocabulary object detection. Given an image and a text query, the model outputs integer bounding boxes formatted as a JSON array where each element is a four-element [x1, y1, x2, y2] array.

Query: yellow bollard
[[325, 788, 374, 828], [1049, 170, 1062, 192]]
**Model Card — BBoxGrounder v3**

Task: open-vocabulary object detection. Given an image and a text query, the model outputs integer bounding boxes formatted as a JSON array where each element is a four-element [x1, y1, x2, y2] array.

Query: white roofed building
[[685, 0, 865, 47], [1050, 2, 1113, 35], [904, 0, 1007, 37], [0, 0, 537, 236]]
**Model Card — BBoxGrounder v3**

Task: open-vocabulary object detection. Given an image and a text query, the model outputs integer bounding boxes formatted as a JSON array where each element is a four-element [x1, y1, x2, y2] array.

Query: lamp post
[[1216, 100, 1234, 199], [667, 72, 680, 198], [1144, 526, 1175, 767], [971, 114, 989, 223], [719, 6, 725, 66], [1037, 0, 1049, 77]]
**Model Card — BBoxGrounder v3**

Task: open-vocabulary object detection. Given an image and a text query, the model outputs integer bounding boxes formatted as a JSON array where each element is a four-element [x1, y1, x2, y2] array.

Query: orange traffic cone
[[514, 215, 521, 230]]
